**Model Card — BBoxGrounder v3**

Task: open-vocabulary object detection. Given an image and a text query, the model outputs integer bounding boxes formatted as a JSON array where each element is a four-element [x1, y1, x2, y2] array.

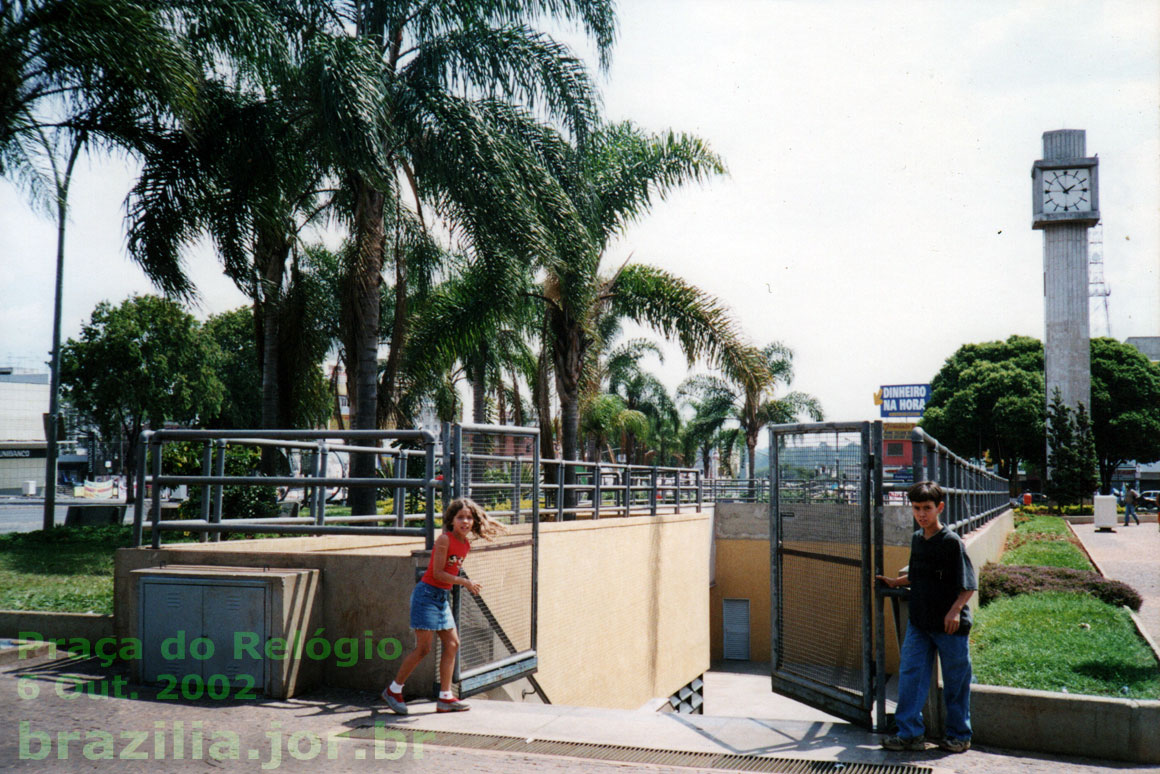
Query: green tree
[[304, 1, 614, 514], [3, 0, 203, 527], [59, 295, 224, 500], [605, 339, 678, 464], [1089, 337, 1160, 491], [202, 308, 261, 429], [680, 342, 824, 481], [1045, 389, 1099, 507], [534, 122, 739, 473], [921, 335, 1046, 495]]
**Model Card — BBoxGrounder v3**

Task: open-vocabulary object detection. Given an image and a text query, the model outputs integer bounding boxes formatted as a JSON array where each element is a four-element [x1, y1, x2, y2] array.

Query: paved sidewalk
[[2, 655, 1154, 774], [1070, 520, 1160, 645]]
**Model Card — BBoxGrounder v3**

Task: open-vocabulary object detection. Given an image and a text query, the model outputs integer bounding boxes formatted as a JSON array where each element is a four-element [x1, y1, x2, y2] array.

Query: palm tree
[[300, 1, 615, 514], [533, 121, 740, 476], [2, 0, 204, 526], [680, 342, 824, 482], [680, 387, 735, 477], [603, 339, 678, 464], [125, 82, 329, 445]]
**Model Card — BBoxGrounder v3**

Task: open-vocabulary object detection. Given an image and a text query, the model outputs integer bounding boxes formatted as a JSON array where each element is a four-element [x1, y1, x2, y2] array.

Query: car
[[1139, 490, 1159, 511], [1020, 492, 1048, 505]]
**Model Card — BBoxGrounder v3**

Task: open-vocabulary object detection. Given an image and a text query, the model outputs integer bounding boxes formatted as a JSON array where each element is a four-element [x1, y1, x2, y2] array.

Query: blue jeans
[[1124, 503, 1139, 526], [896, 625, 972, 741]]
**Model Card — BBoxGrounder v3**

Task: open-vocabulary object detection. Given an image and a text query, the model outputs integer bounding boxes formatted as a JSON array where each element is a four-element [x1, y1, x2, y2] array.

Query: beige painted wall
[[711, 505, 1014, 672], [533, 512, 710, 709], [113, 512, 710, 710]]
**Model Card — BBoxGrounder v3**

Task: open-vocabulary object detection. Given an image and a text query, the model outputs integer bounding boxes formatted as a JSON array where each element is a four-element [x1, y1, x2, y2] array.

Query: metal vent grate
[[345, 727, 932, 774]]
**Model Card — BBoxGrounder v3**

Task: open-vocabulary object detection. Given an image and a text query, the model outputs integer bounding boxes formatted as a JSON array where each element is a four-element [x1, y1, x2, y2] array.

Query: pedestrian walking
[[1124, 486, 1140, 526]]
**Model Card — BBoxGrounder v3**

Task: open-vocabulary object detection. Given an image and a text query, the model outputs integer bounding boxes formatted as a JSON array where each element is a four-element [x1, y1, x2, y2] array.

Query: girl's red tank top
[[420, 531, 470, 589]]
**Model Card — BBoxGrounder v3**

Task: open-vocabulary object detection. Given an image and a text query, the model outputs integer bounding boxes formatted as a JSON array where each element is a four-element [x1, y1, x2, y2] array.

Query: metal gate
[[768, 422, 886, 729], [443, 423, 544, 699]]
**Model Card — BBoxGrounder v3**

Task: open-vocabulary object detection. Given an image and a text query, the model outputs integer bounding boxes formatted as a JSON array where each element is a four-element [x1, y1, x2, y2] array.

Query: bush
[[980, 563, 1142, 611], [1016, 504, 1096, 516]]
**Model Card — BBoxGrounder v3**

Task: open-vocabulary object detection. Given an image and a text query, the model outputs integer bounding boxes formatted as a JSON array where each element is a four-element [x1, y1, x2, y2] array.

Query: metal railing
[[703, 478, 770, 503], [901, 426, 1010, 537], [132, 423, 707, 546], [133, 429, 439, 548], [536, 459, 701, 519]]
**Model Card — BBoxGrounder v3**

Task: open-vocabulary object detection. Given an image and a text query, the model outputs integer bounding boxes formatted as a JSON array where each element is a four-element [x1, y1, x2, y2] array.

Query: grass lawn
[[999, 541, 1093, 571], [973, 591, 1160, 699], [0, 526, 134, 615], [1012, 513, 1072, 534], [0, 526, 253, 615], [999, 512, 1093, 571]]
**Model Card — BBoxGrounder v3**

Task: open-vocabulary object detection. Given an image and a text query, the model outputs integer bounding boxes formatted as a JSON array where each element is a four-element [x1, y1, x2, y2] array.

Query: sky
[[1, 0, 1158, 424]]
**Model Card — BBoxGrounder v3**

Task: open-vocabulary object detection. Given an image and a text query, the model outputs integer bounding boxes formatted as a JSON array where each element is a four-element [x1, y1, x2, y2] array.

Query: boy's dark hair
[[907, 480, 945, 505]]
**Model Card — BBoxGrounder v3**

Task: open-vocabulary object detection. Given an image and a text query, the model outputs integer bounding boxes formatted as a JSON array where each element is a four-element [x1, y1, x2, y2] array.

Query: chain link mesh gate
[[441, 423, 543, 699], [768, 422, 886, 728]]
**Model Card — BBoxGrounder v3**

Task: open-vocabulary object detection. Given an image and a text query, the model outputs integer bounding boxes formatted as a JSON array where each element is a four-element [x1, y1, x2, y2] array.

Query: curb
[[972, 683, 1160, 763]]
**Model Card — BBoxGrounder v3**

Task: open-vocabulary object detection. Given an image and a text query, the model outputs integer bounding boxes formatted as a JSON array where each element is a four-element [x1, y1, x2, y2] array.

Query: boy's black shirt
[[908, 525, 977, 635]]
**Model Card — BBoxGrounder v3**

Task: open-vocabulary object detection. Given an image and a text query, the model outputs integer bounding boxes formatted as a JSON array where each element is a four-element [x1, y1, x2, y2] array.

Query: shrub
[[980, 563, 1142, 611]]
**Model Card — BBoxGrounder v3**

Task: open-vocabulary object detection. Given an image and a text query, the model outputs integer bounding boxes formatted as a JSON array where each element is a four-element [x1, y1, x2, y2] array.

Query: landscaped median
[[970, 511, 1160, 762]]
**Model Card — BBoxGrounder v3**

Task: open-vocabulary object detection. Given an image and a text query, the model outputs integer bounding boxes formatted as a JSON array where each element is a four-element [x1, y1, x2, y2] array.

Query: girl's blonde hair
[[442, 497, 506, 540]]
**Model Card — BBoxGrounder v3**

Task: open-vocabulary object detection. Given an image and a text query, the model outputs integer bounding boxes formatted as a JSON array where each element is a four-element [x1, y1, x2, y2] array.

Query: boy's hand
[[463, 579, 482, 595], [944, 610, 961, 634], [876, 574, 901, 589]]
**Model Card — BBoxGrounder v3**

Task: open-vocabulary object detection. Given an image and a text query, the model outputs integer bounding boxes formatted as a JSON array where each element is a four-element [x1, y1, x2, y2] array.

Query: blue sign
[[875, 384, 930, 418]]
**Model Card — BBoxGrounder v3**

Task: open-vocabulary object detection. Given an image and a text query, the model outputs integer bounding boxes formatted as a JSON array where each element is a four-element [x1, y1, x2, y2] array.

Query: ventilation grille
[[345, 727, 931, 774]]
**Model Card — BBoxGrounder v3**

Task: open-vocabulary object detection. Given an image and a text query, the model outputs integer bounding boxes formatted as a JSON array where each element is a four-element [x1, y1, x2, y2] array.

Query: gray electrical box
[[133, 566, 321, 699]]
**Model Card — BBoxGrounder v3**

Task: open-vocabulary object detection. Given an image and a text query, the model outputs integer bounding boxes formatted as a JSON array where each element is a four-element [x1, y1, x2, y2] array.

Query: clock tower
[[1032, 129, 1099, 414]]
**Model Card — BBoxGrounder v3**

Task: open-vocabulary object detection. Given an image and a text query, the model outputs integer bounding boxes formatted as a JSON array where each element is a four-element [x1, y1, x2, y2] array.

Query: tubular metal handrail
[[134, 428, 438, 548]]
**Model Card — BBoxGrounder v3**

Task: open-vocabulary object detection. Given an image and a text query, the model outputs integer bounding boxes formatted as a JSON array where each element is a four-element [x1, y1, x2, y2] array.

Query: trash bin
[[1022, 492, 1032, 506], [22, 480, 37, 496]]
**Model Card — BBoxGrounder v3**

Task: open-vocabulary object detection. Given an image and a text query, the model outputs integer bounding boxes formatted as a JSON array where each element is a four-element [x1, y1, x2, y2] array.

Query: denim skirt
[[410, 581, 455, 631]]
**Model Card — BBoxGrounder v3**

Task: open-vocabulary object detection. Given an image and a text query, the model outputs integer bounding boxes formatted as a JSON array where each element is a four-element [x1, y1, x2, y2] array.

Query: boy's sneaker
[[938, 738, 971, 753], [380, 687, 408, 715], [436, 698, 470, 712], [881, 735, 926, 751]]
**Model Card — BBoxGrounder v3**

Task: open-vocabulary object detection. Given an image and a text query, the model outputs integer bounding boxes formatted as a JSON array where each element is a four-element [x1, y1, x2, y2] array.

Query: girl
[[382, 497, 504, 713]]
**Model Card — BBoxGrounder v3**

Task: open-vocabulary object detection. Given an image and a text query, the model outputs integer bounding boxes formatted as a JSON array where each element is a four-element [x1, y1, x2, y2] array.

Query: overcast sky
[[2, 0, 1157, 424]]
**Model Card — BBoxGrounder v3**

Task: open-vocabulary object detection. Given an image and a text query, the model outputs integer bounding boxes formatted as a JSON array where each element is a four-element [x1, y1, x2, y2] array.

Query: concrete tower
[[1033, 129, 1100, 412]]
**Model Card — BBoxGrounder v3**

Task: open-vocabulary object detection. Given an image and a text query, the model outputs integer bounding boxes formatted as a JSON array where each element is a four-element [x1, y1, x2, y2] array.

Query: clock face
[[1042, 168, 1093, 213]]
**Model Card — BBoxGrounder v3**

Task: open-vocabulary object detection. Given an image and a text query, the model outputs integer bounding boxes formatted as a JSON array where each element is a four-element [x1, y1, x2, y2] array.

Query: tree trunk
[[534, 340, 557, 484], [746, 430, 758, 496], [377, 227, 408, 429], [550, 309, 587, 520], [471, 344, 489, 424], [256, 227, 290, 473], [348, 178, 385, 515]]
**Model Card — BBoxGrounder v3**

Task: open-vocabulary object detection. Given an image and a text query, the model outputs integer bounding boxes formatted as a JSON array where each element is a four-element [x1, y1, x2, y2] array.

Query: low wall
[[972, 684, 1160, 763], [0, 611, 113, 643], [114, 535, 425, 693], [109, 512, 710, 710]]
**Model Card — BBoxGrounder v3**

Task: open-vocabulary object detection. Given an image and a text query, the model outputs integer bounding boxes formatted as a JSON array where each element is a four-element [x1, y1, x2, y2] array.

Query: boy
[[876, 481, 976, 753]]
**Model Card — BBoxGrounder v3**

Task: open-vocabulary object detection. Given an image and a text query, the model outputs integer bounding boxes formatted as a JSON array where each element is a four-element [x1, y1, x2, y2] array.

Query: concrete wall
[[534, 512, 710, 709], [0, 611, 113, 642], [973, 684, 1160, 764], [112, 512, 710, 710]]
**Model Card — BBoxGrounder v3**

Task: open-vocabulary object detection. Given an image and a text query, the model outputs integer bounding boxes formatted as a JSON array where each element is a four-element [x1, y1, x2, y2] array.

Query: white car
[[1139, 490, 1159, 511]]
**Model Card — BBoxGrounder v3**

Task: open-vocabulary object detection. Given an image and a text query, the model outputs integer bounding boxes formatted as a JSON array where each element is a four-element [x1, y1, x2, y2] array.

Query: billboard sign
[[874, 384, 930, 418]]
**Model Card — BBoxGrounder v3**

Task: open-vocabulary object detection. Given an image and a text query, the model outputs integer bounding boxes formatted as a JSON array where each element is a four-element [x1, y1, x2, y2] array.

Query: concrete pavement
[[1070, 520, 1160, 647], [2, 651, 1154, 774]]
